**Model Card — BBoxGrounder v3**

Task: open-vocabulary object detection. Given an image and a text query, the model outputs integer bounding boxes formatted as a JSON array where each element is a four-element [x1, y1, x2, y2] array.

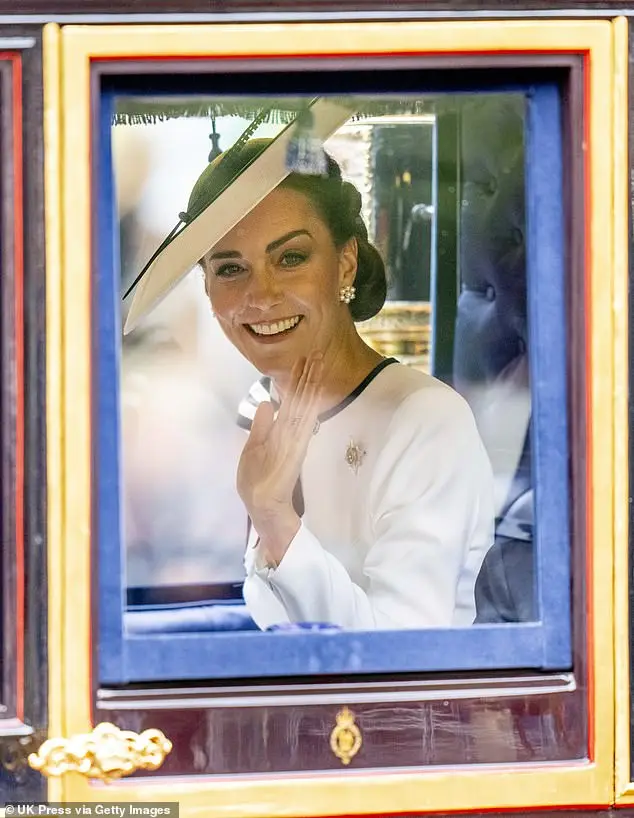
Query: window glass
[[98, 88, 569, 683]]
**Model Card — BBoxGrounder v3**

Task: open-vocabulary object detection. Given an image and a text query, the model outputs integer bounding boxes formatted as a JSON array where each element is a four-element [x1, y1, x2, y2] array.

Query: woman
[[182, 137, 495, 632]]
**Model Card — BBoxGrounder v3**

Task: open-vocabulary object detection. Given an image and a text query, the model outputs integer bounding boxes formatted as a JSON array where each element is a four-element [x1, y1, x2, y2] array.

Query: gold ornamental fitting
[[27, 721, 172, 783], [329, 706, 362, 766]]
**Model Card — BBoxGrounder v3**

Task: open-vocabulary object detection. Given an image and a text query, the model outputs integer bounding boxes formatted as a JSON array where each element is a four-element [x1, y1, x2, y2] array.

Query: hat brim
[[123, 97, 355, 335]]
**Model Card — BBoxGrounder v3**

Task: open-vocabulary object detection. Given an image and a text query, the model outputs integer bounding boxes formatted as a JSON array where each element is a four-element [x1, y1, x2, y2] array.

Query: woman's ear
[[338, 236, 358, 288]]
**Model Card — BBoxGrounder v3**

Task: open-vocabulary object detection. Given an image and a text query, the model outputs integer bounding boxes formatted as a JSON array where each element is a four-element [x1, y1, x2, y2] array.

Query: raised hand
[[237, 351, 323, 565]]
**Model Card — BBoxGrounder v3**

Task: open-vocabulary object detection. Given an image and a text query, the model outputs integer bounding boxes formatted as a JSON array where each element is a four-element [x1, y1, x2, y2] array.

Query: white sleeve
[[244, 386, 495, 631]]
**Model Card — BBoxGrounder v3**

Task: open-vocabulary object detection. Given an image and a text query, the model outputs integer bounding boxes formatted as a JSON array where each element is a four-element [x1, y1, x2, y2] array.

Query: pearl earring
[[339, 285, 356, 304]]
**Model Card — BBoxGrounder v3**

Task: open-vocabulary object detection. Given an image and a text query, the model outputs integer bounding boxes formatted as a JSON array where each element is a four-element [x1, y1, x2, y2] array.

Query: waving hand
[[237, 352, 323, 564]]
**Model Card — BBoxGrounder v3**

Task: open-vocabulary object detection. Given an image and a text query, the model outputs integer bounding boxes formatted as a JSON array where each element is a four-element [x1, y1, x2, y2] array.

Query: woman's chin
[[237, 340, 290, 373]]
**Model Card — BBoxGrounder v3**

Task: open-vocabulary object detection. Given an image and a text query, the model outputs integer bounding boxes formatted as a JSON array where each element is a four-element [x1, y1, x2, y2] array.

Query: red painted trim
[[582, 52, 594, 764], [0, 51, 26, 723], [90, 48, 589, 63], [87, 105, 94, 716], [12, 54, 24, 724], [327, 806, 610, 818]]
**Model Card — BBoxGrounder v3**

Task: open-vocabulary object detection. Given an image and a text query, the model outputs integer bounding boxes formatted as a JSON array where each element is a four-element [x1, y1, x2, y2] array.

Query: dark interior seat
[[451, 95, 535, 623]]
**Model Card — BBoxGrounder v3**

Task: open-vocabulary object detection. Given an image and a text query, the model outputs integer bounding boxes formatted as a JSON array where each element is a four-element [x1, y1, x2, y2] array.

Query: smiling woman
[[124, 102, 496, 632]]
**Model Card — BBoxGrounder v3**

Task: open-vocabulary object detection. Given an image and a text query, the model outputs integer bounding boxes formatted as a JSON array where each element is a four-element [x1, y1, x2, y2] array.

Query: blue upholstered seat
[[452, 95, 535, 623], [125, 600, 258, 634]]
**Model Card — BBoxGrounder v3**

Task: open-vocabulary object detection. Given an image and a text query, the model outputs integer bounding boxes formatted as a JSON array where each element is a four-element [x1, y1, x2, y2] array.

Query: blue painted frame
[[96, 82, 570, 684]]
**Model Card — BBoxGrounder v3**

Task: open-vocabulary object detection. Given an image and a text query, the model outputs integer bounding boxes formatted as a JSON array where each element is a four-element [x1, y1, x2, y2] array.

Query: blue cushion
[[125, 602, 259, 634]]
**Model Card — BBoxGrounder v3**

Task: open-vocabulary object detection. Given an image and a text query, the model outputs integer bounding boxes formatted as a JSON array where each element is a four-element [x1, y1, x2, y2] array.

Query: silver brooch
[[345, 440, 366, 474]]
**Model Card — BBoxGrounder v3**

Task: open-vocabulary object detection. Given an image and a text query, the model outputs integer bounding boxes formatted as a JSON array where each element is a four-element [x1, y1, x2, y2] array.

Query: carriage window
[[97, 85, 570, 684]]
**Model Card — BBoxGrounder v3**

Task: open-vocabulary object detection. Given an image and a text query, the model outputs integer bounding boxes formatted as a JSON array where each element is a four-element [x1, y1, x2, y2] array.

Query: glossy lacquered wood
[[0, 49, 21, 732], [0, 24, 47, 807], [0, 0, 630, 16], [95, 674, 583, 775]]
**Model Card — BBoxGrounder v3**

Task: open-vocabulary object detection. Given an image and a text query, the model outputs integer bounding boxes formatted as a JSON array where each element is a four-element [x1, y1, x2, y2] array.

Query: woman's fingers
[[292, 356, 322, 425], [275, 351, 322, 437], [239, 355, 322, 513], [282, 359, 320, 436], [276, 356, 306, 426], [286, 352, 322, 414], [248, 400, 275, 447], [283, 355, 323, 453]]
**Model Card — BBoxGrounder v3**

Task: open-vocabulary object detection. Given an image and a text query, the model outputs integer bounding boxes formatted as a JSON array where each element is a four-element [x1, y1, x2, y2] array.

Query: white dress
[[241, 360, 495, 631]]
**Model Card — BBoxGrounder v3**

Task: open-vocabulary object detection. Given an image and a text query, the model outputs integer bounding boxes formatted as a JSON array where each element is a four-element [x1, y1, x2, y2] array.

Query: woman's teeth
[[249, 316, 301, 336]]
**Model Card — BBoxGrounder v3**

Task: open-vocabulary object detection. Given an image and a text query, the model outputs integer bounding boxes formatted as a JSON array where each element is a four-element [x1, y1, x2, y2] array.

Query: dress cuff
[[263, 521, 323, 590], [251, 522, 306, 579]]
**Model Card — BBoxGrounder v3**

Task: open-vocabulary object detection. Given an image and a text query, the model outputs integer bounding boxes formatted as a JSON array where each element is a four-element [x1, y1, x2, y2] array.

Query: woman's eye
[[215, 263, 245, 278], [279, 250, 307, 268]]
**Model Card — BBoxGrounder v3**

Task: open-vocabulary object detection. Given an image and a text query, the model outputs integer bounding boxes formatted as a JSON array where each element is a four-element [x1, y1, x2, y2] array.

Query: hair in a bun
[[280, 154, 387, 321]]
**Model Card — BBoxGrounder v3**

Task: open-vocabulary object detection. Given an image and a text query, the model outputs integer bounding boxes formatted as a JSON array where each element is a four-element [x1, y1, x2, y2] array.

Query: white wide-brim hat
[[123, 97, 355, 335]]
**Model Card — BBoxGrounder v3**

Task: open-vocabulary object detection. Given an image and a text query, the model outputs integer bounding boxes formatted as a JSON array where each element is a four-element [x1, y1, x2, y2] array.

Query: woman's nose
[[245, 267, 283, 310]]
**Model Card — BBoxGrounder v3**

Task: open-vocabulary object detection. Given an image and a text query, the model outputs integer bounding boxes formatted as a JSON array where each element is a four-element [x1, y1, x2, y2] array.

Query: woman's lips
[[245, 315, 304, 341]]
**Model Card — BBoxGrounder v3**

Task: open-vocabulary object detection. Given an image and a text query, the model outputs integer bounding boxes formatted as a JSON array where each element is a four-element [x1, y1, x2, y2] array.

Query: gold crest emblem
[[329, 706, 362, 765]]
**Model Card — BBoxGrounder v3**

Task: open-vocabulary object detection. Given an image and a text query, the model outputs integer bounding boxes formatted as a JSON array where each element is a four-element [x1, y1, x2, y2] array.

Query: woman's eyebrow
[[266, 229, 312, 253], [209, 229, 312, 261], [209, 249, 241, 261]]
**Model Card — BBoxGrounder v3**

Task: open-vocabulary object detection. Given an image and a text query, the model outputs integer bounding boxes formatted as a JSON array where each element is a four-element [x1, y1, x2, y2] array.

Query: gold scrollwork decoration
[[27, 721, 172, 783], [329, 706, 362, 765]]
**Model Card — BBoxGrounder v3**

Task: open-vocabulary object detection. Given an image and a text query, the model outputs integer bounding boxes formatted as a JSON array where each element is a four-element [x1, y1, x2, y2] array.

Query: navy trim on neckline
[[318, 357, 399, 423]]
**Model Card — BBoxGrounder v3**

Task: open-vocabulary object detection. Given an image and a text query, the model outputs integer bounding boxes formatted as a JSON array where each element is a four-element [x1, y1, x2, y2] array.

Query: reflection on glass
[[325, 117, 434, 370], [114, 93, 533, 631]]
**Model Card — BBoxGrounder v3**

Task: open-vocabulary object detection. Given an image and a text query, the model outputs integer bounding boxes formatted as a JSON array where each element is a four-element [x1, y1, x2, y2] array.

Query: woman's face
[[203, 186, 357, 378]]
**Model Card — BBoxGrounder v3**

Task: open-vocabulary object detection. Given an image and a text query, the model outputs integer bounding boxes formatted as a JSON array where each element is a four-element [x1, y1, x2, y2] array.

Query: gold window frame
[[613, 16, 634, 808], [43, 18, 626, 815]]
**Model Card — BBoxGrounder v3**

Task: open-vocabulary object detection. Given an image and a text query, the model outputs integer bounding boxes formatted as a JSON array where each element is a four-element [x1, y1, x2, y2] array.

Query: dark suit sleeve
[[474, 538, 535, 623]]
